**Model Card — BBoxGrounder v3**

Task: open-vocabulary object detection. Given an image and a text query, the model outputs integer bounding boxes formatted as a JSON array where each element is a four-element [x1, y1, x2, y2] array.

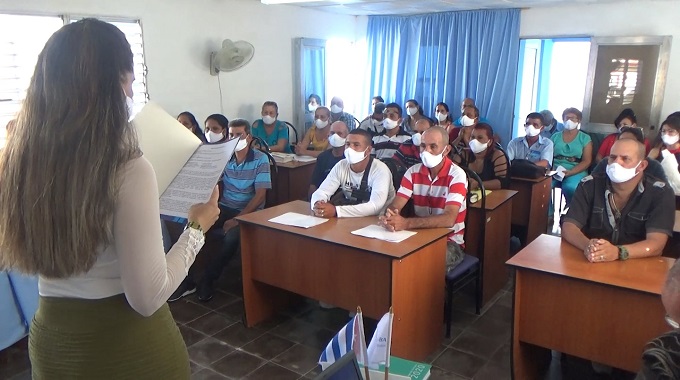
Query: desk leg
[[390, 238, 446, 361], [241, 224, 299, 327], [511, 269, 551, 380]]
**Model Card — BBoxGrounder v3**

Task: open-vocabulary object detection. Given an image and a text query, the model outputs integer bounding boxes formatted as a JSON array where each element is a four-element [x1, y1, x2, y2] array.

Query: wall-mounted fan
[[209, 39, 254, 76]]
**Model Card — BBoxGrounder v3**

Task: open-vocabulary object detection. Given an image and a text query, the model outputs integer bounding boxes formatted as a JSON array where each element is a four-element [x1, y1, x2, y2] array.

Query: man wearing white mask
[[372, 103, 412, 159], [311, 129, 395, 218], [329, 96, 356, 130], [358, 102, 386, 136], [506, 112, 554, 168], [170, 119, 271, 302], [562, 139, 675, 263], [393, 118, 432, 168], [251, 101, 291, 153], [308, 121, 350, 198], [380, 126, 468, 272]]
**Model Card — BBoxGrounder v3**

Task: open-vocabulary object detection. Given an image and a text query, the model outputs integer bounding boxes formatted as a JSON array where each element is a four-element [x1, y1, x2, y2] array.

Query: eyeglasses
[[665, 314, 679, 329]]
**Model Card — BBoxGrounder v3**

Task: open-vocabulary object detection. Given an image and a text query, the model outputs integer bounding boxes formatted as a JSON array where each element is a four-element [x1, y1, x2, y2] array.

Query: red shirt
[[598, 133, 651, 159]]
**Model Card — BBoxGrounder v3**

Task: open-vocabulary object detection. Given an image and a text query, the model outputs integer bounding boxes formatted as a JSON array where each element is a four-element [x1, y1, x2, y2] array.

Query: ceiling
[[260, 0, 634, 16]]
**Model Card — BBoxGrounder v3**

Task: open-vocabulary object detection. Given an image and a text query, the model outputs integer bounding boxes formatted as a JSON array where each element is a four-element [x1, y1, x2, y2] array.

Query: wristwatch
[[617, 245, 629, 261], [186, 220, 204, 234]]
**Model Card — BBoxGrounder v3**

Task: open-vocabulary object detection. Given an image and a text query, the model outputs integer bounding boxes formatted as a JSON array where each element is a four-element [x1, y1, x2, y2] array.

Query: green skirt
[[29, 294, 190, 380]]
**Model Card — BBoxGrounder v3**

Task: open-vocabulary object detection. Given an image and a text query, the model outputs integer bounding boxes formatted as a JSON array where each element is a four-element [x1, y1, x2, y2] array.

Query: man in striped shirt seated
[[379, 126, 468, 272], [392, 118, 433, 169], [372, 103, 412, 160]]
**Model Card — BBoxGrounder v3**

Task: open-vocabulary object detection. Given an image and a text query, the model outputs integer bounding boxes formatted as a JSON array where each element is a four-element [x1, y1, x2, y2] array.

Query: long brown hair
[[0, 19, 139, 278]]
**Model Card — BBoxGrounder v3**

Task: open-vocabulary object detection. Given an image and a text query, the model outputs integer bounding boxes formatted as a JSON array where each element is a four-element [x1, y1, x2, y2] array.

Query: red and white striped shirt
[[396, 158, 467, 245]]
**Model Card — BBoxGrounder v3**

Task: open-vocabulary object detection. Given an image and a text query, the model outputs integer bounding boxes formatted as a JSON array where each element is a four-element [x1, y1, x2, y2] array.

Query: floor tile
[[191, 367, 228, 380], [187, 337, 234, 366], [496, 291, 513, 308], [467, 315, 511, 343], [210, 350, 265, 379], [449, 310, 480, 330], [170, 298, 212, 324], [190, 361, 205, 374], [429, 366, 471, 380], [473, 361, 511, 380], [188, 290, 241, 311], [432, 348, 486, 379], [212, 321, 267, 348], [242, 333, 296, 360], [214, 300, 245, 321], [425, 344, 448, 364], [255, 312, 292, 331], [298, 307, 354, 332], [180, 324, 210, 347], [482, 302, 512, 323], [451, 293, 479, 314], [281, 298, 317, 318], [443, 326, 465, 346], [270, 318, 328, 347], [0, 341, 30, 379], [489, 344, 510, 369], [271, 344, 322, 375], [8, 370, 31, 380], [242, 362, 300, 380], [187, 311, 237, 336], [450, 330, 505, 360]]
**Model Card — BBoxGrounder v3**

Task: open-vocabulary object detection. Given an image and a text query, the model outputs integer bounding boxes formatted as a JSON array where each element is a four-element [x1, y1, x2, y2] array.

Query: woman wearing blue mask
[[204, 114, 229, 144], [550, 107, 593, 210], [251, 101, 291, 153]]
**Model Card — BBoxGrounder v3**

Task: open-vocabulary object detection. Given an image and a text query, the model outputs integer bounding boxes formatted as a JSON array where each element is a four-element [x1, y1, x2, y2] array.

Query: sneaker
[[197, 281, 215, 302], [168, 279, 196, 302]]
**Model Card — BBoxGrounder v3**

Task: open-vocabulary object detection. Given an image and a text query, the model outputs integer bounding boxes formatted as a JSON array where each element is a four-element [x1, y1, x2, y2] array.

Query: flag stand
[[358, 306, 371, 380], [384, 306, 393, 380]]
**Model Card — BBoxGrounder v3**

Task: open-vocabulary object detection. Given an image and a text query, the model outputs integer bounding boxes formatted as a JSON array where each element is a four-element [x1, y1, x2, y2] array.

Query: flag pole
[[358, 306, 371, 380], [384, 306, 393, 380]]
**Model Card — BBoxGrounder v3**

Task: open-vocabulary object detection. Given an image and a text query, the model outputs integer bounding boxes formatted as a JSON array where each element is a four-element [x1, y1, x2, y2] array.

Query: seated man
[[562, 139, 675, 263], [170, 119, 271, 302], [507, 112, 554, 168], [392, 118, 432, 169], [310, 129, 395, 218], [372, 103, 412, 160], [308, 121, 350, 198], [329, 96, 356, 130], [251, 100, 291, 153], [358, 102, 386, 136], [379, 126, 468, 272]]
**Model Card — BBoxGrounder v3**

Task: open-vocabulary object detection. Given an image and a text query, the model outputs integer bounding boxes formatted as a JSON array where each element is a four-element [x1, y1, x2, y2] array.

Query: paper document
[[294, 155, 317, 162], [351, 225, 417, 243], [469, 189, 492, 204], [553, 165, 567, 181], [269, 212, 329, 228], [133, 102, 239, 219]]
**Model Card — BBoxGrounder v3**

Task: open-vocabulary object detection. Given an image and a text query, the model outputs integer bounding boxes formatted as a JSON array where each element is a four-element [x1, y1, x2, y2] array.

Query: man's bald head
[[611, 138, 646, 162], [414, 118, 432, 134], [330, 121, 349, 136]]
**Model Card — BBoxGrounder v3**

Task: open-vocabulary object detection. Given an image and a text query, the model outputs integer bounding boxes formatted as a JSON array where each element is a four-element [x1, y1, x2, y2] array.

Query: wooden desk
[[509, 176, 551, 245], [466, 189, 517, 305], [236, 201, 451, 361], [507, 234, 674, 379], [266, 160, 316, 207]]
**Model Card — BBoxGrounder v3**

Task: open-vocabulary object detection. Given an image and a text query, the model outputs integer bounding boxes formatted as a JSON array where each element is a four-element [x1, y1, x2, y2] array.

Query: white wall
[[520, 0, 680, 124], [0, 0, 361, 126]]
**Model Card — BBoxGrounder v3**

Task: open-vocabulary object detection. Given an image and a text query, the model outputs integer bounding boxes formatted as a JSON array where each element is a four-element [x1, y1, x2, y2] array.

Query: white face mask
[[525, 125, 541, 137], [262, 115, 276, 125], [468, 139, 488, 154], [344, 146, 368, 165], [206, 131, 224, 143], [308, 103, 318, 112], [662, 133, 680, 146], [406, 107, 418, 116], [315, 119, 329, 129], [436, 112, 448, 122], [126, 96, 135, 121], [461, 115, 475, 127], [330, 104, 343, 114], [421, 150, 445, 168], [383, 118, 399, 130], [328, 133, 346, 148], [606, 161, 641, 184], [411, 133, 422, 147], [235, 137, 248, 152], [564, 120, 580, 130], [371, 119, 383, 128]]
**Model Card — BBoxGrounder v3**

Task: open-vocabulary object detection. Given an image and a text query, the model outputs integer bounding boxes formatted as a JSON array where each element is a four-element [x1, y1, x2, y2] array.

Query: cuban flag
[[319, 312, 368, 367]]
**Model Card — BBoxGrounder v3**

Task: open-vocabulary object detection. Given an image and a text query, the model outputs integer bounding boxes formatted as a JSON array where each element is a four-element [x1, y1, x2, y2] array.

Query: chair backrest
[[283, 121, 298, 144], [352, 117, 361, 130], [461, 167, 486, 257], [379, 157, 407, 191], [494, 142, 511, 189], [592, 157, 668, 183], [249, 137, 278, 175]]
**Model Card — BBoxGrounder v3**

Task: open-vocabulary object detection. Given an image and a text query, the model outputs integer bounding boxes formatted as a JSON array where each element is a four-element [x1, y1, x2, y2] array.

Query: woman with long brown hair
[[0, 19, 219, 379]]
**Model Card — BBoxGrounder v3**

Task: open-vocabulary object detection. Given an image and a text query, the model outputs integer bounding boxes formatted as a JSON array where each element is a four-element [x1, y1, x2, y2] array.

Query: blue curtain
[[365, 9, 520, 143]]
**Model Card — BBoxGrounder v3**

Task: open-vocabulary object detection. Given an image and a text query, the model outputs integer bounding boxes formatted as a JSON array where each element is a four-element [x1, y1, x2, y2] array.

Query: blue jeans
[[203, 206, 241, 285]]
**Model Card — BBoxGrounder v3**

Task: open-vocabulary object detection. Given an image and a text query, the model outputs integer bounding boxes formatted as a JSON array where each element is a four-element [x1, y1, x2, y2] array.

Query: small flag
[[367, 309, 394, 369], [319, 314, 357, 365], [353, 309, 368, 367]]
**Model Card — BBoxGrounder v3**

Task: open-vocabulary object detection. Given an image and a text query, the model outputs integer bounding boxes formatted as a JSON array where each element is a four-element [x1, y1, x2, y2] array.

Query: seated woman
[[305, 94, 322, 131], [451, 123, 508, 190], [204, 114, 229, 143], [177, 111, 207, 143], [434, 102, 454, 134], [551, 107, 592, 207], [648, 116, 680, 193], [450, 105, 479, 151], [596, 108, 650, 162], [401, 99, 427, 134], [296, 106, 331, 158], [251, 101, 291, 153]]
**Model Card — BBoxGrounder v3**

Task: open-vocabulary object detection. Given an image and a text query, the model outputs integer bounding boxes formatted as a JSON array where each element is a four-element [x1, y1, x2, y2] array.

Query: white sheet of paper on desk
[[294, 155, 317, 162], [351, 224, 417, 243], [269, 212, 328, 228]]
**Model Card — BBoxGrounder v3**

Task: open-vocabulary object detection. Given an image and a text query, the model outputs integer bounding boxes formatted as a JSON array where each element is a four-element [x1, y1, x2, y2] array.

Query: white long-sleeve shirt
[[39, 156, 204, 317], [310, 158, 395, 218]]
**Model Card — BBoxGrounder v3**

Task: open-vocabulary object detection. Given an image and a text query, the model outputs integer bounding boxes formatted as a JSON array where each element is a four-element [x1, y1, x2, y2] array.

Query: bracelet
[[186, 220, 204, 234]]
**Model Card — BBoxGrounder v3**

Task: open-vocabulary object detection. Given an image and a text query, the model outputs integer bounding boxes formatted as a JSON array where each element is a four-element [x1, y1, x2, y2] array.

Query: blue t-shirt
[[221, 149, 272, 211], [251, 120, 291, 153]]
